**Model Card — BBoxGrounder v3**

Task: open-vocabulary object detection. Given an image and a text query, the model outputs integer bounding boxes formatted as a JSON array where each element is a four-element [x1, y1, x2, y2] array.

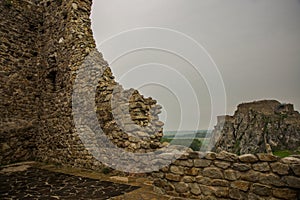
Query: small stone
[[170, 166, 184, 175], [194, 159, 211, 167], [282, 176, 300, 189], [211, 179, 229, 187], [232, 163, 251, 171], [214, 161, 231, 169], [205, 152, 217, 160], [291, 164, 300, 176], [195, 176, 212, 185], [240, 170, 260, 182], [231, 180, 250, 192], [214, 187, 229, 198], [270, 162, 290, 175], [229, 188, 247, 200], [251, 183, 272, 196], [252, 162, 270, 172], [182, 176, 194, 183], [272, 188, 298, 200], [174, 182, 189, 193], [189, 151, 204, 159], [257, 153, 278, 162], [58, 37, 64, 43], [224, 169, 240, 181], [259, 173, 284, 187], [72, 3, 78, 10], [166, 173, 181, 182], [185, 167, 200, 176], [238, 154, 258, 163], [281, 157, 300, 164], [202, 167, 223, 179], [189, 183, 201, 195], [199, 185, 215, 196], [248, 192, 263, 200], [216, 151, 238, 162]]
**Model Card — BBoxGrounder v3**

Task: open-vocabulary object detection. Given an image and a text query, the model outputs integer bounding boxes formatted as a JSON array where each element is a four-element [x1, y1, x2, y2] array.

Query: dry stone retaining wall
[[152, 150, 300, 199]]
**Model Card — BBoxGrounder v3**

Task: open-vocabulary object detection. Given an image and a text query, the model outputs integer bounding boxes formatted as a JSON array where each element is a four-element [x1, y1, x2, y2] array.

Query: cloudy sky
[[91, 0, 300, 131]]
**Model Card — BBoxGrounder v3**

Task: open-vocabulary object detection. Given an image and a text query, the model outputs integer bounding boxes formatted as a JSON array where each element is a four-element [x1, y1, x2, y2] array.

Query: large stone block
[[202, 167, 224, 179]]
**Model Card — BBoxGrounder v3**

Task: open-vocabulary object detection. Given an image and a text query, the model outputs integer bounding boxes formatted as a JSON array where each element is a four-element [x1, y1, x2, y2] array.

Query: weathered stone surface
[[224, 169, 241, 181], [259, 174, 284, 187], [216, 151, 238, 162], [291, 164, 300, 176], [240, 170, 261, 182], [199, 185, 215, 196], [272, 188, 298, 200], [214, 186, 229, 198], [195, 176, 212, 185], [229, 188, 247, 200], [170, 166, 185, 175], [203, 167, 224, 179], [212, 100, 300, 155], [211, 179, 229, 187], [0, 0, 165, 170], [182, 176, 194, 183], [231, 180, 250, 192], [153, 152, 300, 199], [270, 162, 290, 175], [174, 182, 189, 193], [166, 173, 181, 182], [0, 167, 139, 199], [257, 154, 279, 162], [239, 154, 258, 163], [205, 152, 217, 160], [251, 183, 272, 196], [184, 167, 200, 176], [252, 162, 270, 172], [281, 157, 300, 164], [214, 161, 231, 169], [189, 151, 204, 159], [189, 183, 201, 195], [232, 163, 251, 172], [194, 159, 211, 167], [282, 176, 300, 189]]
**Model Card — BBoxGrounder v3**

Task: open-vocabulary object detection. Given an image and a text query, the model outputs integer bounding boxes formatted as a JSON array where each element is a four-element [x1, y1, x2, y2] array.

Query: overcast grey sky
[[91, 0, 300, 131]]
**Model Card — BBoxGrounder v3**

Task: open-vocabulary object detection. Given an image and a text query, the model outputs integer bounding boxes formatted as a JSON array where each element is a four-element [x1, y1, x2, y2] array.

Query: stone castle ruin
[[212, 100, 300, 155], [0, 0, 164, 169], [1, 1, 300, 199]]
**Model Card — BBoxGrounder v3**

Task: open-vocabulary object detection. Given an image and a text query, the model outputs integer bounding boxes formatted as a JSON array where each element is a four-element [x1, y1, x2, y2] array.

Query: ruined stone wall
[[153, 150, 300, 199], [0, 0, 163, 170], [212, 100, 300, 155], [0, 0, 41, 164]]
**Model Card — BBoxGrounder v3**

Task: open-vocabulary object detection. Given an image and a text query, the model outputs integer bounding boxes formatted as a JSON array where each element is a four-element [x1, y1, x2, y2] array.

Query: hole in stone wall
[[46, 70, 57, 91], [29, 24, 37, 31], [62, 11, 68, 19], [26, 75, 33, 81], [56, 0, 62, 6]]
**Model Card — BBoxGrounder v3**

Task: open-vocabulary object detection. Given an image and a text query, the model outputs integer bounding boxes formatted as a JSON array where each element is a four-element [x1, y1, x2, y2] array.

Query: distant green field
[[163, 130, 212, 139], [161, 130, 212, 151]]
